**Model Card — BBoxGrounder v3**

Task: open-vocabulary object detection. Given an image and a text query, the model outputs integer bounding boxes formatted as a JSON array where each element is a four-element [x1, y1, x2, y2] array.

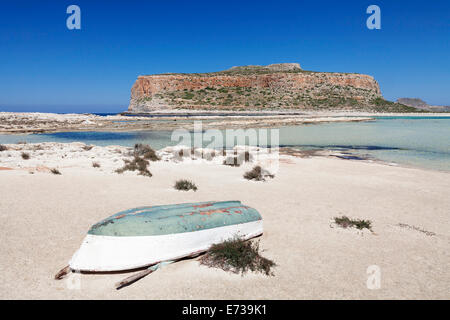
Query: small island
[[127, 63, 419, 113]]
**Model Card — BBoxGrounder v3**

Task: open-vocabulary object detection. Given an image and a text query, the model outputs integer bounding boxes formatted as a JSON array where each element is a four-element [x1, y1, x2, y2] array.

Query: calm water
[[1, 116, 449, 171]]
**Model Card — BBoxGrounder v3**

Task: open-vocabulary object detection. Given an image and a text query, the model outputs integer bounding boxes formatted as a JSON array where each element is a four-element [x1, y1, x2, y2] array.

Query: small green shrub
[[0, 145, 8, 151], [334, 216, 372, 230], [183, 92, 195, 99], [92, 162, 101, 168], [200, 238, 276, 276], [21, 152, 30, 160], [82, 145, 94, 151], [174, 179, 198, 191]]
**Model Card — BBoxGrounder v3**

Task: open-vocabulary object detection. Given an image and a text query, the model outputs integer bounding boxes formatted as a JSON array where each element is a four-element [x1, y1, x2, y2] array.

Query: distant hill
[[127, 63, 420, 113], [397, 98, 450, 112], [397, 98, 428, 108]]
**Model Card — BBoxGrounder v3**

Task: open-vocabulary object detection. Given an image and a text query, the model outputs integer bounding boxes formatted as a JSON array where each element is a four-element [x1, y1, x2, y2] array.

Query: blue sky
[[0, 0, 449, 113]]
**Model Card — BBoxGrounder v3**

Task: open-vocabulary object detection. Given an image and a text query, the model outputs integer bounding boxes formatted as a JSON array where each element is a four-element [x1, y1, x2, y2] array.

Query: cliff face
[[127, 63, 396, 112]]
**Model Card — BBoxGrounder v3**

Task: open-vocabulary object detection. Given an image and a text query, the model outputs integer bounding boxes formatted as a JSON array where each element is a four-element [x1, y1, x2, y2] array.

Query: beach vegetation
[[21, 152, 30, 160], [133, 143, 159, 161], [82, 145, 94, 151], [243, 165, 274, 181], [333, 216, 372, 231], [200, 238, 276, 276], [174, 179, 198, 191], [116, 155, 152, 177], [0, 145, 7, 151], [92, 162, 101, 168], [50, 168, 61, 175]]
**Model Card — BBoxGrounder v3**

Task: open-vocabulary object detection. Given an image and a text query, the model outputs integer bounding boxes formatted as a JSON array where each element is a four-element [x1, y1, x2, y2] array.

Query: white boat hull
[[69, 220, 263, 272]]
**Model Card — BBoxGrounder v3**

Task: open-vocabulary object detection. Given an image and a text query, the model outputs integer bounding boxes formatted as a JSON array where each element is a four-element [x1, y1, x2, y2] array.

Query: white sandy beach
[[0, 143, 449, 299]]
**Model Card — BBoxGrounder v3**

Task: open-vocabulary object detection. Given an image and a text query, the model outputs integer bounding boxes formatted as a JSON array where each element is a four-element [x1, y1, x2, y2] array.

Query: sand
[[0, 144, 449, 299]]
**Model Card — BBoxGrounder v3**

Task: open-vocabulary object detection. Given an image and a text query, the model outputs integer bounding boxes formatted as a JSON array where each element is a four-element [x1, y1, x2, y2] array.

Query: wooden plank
[[115, 268, 155, 290], [54, 265, 71, 280]]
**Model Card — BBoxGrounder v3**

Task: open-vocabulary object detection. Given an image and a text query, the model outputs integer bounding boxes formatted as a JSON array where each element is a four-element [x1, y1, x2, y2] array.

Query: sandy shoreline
[[1, 111, 448, 134], [0, 111, 380, 134], [0, 143, 449, 299]]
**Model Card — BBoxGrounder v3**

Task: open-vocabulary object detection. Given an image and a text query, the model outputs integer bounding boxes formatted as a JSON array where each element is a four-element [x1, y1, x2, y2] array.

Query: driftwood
[[115, 268, 156, 290], [54, 265, 71, 280]]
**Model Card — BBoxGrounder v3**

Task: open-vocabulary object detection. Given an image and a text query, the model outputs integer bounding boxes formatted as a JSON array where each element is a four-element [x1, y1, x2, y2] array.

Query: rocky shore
[[0, 112, 376, 134]]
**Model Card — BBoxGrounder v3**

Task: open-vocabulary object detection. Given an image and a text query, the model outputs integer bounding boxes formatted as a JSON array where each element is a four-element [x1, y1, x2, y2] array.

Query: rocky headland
[[127, 63, 418, 113]]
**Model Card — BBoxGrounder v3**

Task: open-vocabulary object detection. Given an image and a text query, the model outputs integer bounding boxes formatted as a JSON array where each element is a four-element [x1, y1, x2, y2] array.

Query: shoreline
[[1, 111, 449, 135], [0, 141, 448, 177]]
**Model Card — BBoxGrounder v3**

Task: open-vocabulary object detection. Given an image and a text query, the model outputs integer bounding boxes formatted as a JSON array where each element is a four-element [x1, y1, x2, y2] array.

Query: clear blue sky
[[0, 0, 449, 113]]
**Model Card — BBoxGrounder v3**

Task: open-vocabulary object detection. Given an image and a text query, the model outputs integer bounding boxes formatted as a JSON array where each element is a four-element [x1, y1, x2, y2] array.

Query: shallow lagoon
[[1, 116, 449, 171]]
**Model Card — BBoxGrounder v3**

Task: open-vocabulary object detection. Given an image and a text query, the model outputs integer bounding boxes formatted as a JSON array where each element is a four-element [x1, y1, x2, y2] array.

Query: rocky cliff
[[128, 63, 416, 112]]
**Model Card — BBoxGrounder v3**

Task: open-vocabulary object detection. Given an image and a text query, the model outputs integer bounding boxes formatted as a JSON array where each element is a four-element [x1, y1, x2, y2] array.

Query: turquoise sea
[[1, 116, 449, 171]]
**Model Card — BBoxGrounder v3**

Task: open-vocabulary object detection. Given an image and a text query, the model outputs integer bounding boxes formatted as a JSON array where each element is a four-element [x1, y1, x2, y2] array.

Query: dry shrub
[[134, 143, 159, 161], [116, 155, 152, 177], [174, 179, 198, 191], [334, 216, 372, 231], [50, 168, 61, 175], [200, 238, 276, 276], [243, 166, 274, 181]]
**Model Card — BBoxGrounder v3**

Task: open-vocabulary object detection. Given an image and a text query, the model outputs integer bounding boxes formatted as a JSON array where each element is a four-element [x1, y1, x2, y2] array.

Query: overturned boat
[[60, 200, 263, 274]]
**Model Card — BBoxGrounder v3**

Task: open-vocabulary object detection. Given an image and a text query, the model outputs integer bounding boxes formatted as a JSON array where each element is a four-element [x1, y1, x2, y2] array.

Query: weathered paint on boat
[[68, 201, 263, 272], [88, 200, 261, 237]]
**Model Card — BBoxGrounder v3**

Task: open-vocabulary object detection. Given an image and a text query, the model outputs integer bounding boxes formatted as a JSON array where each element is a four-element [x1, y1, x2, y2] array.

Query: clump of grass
[[92, 162, 101, 168], [0, 144, 8, 151], [334, 216, 372, 231], [82, 145, 94, 151], [200, 238, 276, 276], [174, 179, 198, 191], [133, 143, 159, 161], [116, 155, 152, 177], [50, 168, 61, 175], [21, 152, 30, 160], [243, 165, 274, 181]]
